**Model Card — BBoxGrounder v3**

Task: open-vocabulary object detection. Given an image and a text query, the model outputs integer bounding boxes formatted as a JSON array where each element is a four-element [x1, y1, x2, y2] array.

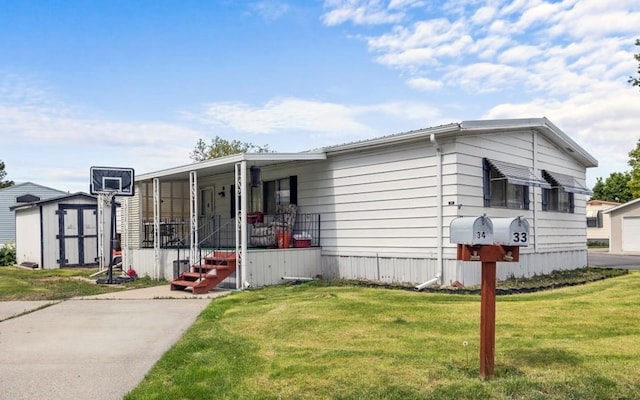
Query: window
[[263, 176, 297, 214], [542, 186, 574, 213], [488, 165, 529, 209], [586, 210, 603, 228], [482, 158, 546, 210], [540, 170, 591, 213]]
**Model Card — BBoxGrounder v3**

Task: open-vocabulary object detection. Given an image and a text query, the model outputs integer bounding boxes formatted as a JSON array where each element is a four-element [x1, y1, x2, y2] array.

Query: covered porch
[[121, 152, 326, 289]]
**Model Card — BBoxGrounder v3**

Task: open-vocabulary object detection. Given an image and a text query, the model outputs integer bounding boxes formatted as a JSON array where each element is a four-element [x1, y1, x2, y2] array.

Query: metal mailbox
[[450, 216, 494, 245], [492, 217, 530, 247]]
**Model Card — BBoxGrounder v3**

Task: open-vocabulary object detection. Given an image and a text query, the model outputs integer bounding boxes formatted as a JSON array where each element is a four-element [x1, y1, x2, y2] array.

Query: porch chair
[[250, 204, 297, 247]]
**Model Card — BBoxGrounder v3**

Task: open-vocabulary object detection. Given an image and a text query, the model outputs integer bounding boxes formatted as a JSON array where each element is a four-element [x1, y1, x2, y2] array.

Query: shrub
[[0, 241, 16, 266]]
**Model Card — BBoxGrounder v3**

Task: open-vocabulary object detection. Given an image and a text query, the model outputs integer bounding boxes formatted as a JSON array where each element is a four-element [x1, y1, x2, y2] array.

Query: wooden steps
[[170, 251, 236, 294]]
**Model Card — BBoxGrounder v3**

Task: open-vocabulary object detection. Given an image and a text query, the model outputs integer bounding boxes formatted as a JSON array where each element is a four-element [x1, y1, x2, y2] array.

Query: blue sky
[[1, 0, 639, 193]]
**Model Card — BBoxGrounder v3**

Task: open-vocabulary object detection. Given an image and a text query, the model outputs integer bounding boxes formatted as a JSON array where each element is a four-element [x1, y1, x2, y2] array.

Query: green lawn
[[125, 271, 640, 400], [0, 266, 164, 300]]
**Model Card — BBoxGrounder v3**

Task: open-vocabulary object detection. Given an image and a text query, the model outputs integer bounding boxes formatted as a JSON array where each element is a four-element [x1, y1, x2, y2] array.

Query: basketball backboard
[[90, 166, 135, 196]]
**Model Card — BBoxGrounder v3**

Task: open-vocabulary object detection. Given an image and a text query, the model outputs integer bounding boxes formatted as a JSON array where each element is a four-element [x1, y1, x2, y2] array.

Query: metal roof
[[135, 117, 597, 182], [136, 152, 327, 182]]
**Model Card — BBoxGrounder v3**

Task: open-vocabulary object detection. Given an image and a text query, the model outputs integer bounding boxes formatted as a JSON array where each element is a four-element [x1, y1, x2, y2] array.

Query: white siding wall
[[0, 183, 66, 245], [15, 207, 41, 266], [129, 247, 321, 288], [299, 142, 440, 254], [535, 134, 589, 250]]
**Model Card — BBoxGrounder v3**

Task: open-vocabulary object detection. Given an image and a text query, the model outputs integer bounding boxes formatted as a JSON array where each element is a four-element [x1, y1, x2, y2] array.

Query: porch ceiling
[[136, 152, 326, 182]]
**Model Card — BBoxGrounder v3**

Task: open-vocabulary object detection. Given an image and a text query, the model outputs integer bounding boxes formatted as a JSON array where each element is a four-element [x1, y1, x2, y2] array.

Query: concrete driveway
[[0, 286, 229, 400], [587, 249, 640, 270]]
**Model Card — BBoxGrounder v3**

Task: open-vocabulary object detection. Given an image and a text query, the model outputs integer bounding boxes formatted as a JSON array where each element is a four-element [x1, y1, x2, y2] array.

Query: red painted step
[[170, 251, 237, 294]]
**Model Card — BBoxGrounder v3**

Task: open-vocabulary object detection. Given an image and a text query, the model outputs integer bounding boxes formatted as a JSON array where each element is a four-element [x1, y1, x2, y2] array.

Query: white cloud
[[194, 98, 373, 135], [471, 5, 497, 25], [444, 62, 528, 93], [406, 77, 443, 91], [497, 44, 543, 64], [190, 97, 443, 140], [321, 0, 406, 26], [247, 1, 290, 22]]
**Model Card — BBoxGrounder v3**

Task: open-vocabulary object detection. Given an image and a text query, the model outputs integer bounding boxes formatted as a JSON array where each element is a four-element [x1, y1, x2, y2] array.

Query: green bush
[[0, 241, 16, 266]]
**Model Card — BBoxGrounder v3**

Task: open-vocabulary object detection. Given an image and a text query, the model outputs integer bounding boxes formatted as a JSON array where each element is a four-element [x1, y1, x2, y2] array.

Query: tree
[[590, 171, 633, 203], [190, 136, 272, 161], [0, 160, 14, 189], [629, 38, 640, 90], [628, 138, 640, 198]]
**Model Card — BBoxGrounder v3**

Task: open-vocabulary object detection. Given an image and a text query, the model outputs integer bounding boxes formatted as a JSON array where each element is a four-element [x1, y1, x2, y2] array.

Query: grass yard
[[0, 266, 163, 300], [126, 271, 640, 400]]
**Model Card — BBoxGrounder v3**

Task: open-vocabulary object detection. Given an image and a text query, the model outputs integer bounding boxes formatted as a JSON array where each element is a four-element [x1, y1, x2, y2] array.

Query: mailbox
[[450, 216, 494, 245], [492, 217, 530, 247]]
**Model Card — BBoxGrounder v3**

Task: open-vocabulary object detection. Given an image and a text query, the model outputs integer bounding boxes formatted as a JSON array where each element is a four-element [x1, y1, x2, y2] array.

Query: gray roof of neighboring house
[[603, 197, 640, 214], [0, 182, 68, 244]]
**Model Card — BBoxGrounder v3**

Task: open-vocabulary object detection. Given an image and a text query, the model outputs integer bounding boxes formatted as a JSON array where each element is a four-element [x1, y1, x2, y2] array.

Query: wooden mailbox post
[[451, 216, 529, 379]]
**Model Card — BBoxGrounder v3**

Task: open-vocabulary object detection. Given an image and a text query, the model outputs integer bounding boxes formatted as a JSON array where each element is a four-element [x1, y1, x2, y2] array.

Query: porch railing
[[141, 213, 320, 249], [141, 216, 221, 249]]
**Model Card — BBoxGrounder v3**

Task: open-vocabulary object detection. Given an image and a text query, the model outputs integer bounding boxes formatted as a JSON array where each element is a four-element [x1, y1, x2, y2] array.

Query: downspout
[[416, 134, 443, 290], [532, 130, 538, 252]]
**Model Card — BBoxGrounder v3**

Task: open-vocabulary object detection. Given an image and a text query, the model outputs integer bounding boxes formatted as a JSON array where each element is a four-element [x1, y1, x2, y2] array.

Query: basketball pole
[[106, 195, 116, 283]]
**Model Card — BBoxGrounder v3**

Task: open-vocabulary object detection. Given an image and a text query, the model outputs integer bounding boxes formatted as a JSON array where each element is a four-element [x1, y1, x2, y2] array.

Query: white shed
[[12, 193, 99, 269]]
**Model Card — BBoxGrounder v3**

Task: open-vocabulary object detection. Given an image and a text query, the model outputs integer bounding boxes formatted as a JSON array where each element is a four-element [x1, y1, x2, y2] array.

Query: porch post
[[122, 197, 130, 272], [153, 178, 160, 280], [97, 193, 105, 270], [189, 171, 198, 265], [235, 161, 247, 290]]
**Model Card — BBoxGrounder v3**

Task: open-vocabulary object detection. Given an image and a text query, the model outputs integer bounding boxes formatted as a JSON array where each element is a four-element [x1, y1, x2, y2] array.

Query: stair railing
[[194, 219, 235, 280]]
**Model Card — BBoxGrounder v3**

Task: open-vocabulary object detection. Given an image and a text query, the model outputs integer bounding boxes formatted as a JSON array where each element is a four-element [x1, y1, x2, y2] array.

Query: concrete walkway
[[0, 286, 231, 400]]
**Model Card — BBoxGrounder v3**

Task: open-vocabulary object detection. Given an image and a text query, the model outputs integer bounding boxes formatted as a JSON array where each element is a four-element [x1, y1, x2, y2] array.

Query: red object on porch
[[293, 238, 311, 248], [277, 232, 291, 248], [247, 212, 264, 224]]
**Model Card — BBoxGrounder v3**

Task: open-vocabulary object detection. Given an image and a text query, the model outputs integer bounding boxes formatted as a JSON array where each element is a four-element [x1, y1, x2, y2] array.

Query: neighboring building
[[11, 193, 99, 269], [604, 198, 640, 253], [122, 117, 597, 287], [586, 200, 620, 246], [0, 182, 67, 246]]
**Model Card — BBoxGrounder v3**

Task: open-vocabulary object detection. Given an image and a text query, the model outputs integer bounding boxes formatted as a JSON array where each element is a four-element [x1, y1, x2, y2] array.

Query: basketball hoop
[[90, 167, 135, 284]]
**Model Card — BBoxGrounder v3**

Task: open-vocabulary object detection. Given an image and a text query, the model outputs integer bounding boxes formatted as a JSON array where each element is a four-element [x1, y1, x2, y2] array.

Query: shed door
[[622, 217, 640, 252], [57, 205, 98, 267]]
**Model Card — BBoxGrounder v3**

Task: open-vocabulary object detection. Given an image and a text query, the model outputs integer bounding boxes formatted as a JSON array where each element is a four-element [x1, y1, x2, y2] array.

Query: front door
[[200, 187, 216, 246], [57, 205, 98, 267]]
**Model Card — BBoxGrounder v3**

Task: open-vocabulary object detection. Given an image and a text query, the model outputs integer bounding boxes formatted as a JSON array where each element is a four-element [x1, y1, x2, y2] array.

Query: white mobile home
[[121, 118, 596, 288], [586, 199, 620, 246], [0, 182, 67, 246], [12, 193, 99, 269]]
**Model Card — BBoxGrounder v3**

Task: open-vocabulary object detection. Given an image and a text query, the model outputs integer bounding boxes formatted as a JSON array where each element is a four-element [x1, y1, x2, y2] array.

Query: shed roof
[[10, 192, 97, 211]]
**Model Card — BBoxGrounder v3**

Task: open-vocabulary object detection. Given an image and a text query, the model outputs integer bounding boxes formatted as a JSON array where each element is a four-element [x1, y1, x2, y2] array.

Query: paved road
[[0, 286, 229, 400], [587, 250, 640, 269]]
